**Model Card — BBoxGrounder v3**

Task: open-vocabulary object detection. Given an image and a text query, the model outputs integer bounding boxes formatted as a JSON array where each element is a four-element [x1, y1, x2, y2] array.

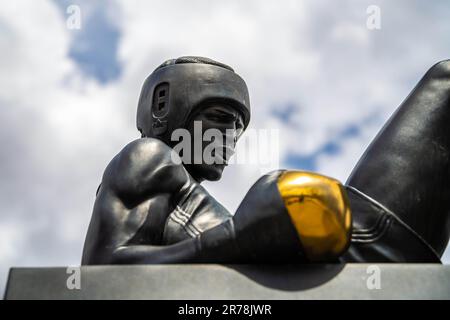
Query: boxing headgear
[[137, 56, 251, 145]]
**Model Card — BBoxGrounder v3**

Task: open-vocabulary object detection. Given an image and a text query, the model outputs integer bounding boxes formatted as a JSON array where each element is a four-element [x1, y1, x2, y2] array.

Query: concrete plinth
[[4, 264, 450, 300]]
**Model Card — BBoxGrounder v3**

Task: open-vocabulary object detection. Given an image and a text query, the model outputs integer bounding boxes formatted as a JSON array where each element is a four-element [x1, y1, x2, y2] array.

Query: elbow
[[426, 59, 450, 80]]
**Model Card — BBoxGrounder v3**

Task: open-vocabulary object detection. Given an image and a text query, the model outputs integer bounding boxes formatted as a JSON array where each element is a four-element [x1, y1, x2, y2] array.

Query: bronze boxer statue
[[82, 56, 450, 264]]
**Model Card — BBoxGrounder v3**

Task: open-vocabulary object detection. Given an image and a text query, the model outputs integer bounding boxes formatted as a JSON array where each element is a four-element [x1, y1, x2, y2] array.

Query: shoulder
[[103, 138, 187, 200], [113, 137, 184, 178], [116, 138, 179, 169]]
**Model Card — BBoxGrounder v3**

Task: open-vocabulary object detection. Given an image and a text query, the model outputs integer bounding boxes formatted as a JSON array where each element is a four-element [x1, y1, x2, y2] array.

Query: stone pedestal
[[4, 264, 450, 299]]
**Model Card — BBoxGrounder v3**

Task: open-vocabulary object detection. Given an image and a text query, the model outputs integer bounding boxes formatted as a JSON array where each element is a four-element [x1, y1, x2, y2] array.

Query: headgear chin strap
[[137, 59, 251, 145]]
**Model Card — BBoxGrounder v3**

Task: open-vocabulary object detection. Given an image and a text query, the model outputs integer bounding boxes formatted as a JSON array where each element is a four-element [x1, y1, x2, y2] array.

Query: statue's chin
[[205, 173, 222, 182], [203, 165, 225, 181], [188, 164, 225, 182]]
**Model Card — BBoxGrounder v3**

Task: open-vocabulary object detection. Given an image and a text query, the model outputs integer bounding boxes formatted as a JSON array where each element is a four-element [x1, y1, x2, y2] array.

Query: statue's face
[[184, 103, 244, 182]]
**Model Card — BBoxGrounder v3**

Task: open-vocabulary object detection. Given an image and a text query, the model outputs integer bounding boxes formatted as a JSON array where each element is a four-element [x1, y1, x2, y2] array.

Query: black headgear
[[137, 56, 251, 144]]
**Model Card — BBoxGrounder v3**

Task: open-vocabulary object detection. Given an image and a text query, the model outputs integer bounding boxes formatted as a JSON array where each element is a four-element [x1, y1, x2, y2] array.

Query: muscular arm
[[82, 138, 194, 265]]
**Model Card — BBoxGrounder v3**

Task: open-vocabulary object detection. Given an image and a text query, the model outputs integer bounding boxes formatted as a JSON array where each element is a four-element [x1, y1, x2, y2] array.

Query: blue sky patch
[[283, 111, 380, 171], [55, 0, 122, 84]]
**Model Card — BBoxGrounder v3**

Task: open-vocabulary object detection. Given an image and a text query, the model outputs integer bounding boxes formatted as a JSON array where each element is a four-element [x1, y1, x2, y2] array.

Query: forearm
[[109, 239, 201, 264], [108, 221, 241, 264]]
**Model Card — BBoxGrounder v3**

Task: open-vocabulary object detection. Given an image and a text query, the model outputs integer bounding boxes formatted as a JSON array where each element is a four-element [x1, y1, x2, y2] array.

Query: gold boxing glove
[[277, 171, 352, 261]]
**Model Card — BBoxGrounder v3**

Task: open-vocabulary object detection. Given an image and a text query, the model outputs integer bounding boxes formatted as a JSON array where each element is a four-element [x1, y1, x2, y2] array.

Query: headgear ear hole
[[152, 83, 170, 118]]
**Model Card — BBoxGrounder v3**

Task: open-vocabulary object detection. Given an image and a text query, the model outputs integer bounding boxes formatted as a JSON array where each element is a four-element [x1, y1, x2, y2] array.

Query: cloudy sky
[[0, 0, 449, 293]]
